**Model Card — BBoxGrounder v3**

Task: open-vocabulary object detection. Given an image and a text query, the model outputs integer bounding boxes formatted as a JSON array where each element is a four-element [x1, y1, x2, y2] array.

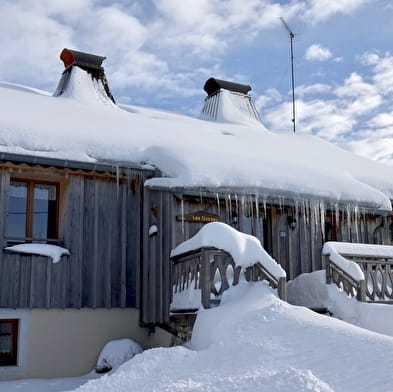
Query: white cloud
[[302, 0, 369, 24], [335, 72, 377, 98], [295, 83, 331, 97], [255, 88, 282, 110], [358, 51, 380, 66], [264, 69, 383, 142], [371, 54, 393, 95], [0, 2, 75, 87], [367, 112, 393, 128], [305, 44, 333, 61], [346, 133, 393, 165], [356, 51, 393, 96]]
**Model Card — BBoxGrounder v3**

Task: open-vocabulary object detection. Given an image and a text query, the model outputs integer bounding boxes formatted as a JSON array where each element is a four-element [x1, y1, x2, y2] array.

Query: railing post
[[200, 250, 211, 309], [277, 277, 287, 301], [325, 255, 332, 284], [357, 279, 366, 302]]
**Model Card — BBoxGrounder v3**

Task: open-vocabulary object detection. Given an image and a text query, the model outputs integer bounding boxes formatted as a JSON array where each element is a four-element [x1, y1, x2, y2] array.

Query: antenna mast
[[280, 17, 296, 133]]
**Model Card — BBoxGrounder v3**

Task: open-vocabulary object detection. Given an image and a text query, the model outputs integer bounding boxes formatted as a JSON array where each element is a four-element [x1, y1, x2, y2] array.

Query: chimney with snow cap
[[200, 77, 261, 124], [54, 48, 115, 103]]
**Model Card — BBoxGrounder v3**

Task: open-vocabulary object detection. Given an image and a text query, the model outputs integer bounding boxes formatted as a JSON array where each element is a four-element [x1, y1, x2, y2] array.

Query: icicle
[[116, 165, 120, 199], [346, 204, 352, 241], [335, 203, 340, 238], [263, 196, 267, 219], [255, 195, 259, 221], [216, 193, 220, 217], [301, 200, 306, 226], [250, 195, 254, 224], [320, 200, 325, 241], [294, 199, 299, 222], [228, 194, 232, 223], [255, 194, 263, 241], [181, 199, 185, 234], [354, 205, 359, 242]]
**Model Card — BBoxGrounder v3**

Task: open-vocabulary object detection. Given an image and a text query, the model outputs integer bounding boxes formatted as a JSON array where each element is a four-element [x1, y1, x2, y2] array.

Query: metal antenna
[[280, 17, 296, 133]]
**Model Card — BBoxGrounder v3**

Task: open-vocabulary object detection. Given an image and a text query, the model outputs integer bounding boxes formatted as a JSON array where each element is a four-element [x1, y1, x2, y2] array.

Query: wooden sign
[[176, 211, 220, 223]]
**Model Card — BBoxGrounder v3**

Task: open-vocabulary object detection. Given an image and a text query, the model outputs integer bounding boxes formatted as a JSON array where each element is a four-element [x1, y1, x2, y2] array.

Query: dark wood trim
[[8, 178, 60, 243]]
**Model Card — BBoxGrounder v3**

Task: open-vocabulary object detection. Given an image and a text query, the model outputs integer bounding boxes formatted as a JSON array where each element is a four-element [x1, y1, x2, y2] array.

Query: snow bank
[[171, 222, 286, 280], [72, 282, 393, 392], [322, 241, 364, 281], [288, 270, 393, 338], [95, 339, 142, 373], [1, 78, 393, 211], [5, 244, 70, 263]]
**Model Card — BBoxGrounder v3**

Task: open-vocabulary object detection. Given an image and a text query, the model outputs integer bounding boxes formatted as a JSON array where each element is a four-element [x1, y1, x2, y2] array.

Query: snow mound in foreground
[[95, 339, 142, 373], [73, 282, 393, 392]]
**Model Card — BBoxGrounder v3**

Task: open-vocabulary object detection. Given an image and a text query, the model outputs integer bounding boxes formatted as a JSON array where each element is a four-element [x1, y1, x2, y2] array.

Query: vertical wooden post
[[277, 277, 287, 301], [357, 279, 366, 302], [200, 250, 211, 309], [325, 255, 332, 284]]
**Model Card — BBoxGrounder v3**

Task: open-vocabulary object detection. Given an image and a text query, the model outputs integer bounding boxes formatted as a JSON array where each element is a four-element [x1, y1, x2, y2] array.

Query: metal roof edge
[[0, 152, 153, 176]]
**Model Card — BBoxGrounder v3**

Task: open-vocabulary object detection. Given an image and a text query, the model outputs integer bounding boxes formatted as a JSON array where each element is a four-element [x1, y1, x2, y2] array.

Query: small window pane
[[0, 322, 12, 353], [0, 320, 18, 366], [33, 183, 57, 240], [7, 181, 27, 240]]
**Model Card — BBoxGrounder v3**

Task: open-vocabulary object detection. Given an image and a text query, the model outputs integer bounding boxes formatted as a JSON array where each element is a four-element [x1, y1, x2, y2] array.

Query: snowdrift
[[73, 282, 393, 392]]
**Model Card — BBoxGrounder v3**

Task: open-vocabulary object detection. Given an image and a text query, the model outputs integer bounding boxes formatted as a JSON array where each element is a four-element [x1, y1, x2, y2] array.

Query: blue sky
[[2, 0, 393, 163]]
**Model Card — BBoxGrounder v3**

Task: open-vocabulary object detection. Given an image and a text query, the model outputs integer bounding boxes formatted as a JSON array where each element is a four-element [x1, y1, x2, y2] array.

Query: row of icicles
[[179, 192, 377, 243]]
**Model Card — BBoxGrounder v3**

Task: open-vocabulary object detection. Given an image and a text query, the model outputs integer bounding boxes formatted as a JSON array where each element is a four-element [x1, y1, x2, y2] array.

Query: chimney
[[200, 78, 261, 124], [53, 48, 115, 103]]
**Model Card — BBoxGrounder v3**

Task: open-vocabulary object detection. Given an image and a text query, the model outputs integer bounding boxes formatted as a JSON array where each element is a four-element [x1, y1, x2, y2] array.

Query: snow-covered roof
[[1, 66, 393, 211]]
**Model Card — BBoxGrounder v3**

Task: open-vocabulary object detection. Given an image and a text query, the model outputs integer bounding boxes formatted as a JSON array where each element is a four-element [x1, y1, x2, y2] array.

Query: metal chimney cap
[[203, 78, 252, 96], [60, 48, 106, 71]]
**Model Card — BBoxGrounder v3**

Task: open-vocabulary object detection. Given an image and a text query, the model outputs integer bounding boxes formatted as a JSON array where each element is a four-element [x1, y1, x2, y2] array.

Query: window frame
[[7, 178, 60, 244], [0, 319, 19, 367]]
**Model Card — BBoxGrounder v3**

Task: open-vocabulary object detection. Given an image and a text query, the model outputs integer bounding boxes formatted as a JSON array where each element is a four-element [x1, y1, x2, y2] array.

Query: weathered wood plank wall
[[0, 168, 147, 309]]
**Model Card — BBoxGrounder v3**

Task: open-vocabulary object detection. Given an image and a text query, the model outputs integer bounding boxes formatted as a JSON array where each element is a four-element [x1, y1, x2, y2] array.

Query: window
[[0, 319, 18, 366], [7, 180, 59, 244]]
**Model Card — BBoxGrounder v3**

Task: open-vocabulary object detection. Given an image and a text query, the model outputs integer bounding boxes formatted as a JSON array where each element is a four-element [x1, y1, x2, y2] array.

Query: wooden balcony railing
[[323, 242, 393, 303], [171, 247, 287, 310]]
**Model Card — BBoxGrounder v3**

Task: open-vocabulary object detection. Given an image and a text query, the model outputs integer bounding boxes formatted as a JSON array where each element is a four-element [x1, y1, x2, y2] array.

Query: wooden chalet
[[0, 49, 392, 379]]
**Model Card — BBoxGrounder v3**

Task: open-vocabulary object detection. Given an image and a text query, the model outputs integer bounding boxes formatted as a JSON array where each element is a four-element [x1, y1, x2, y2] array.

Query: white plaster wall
[[0, 308, 172, 380]]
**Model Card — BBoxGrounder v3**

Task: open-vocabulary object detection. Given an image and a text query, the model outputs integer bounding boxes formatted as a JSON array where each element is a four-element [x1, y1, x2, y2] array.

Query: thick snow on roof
[[1, 66, 393, 210], [171, 222, 286, 280]]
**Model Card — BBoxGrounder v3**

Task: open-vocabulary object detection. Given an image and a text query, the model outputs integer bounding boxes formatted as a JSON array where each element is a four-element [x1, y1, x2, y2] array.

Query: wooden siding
[[0, 168, 146, 309], [141, 189, 393, 324]]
